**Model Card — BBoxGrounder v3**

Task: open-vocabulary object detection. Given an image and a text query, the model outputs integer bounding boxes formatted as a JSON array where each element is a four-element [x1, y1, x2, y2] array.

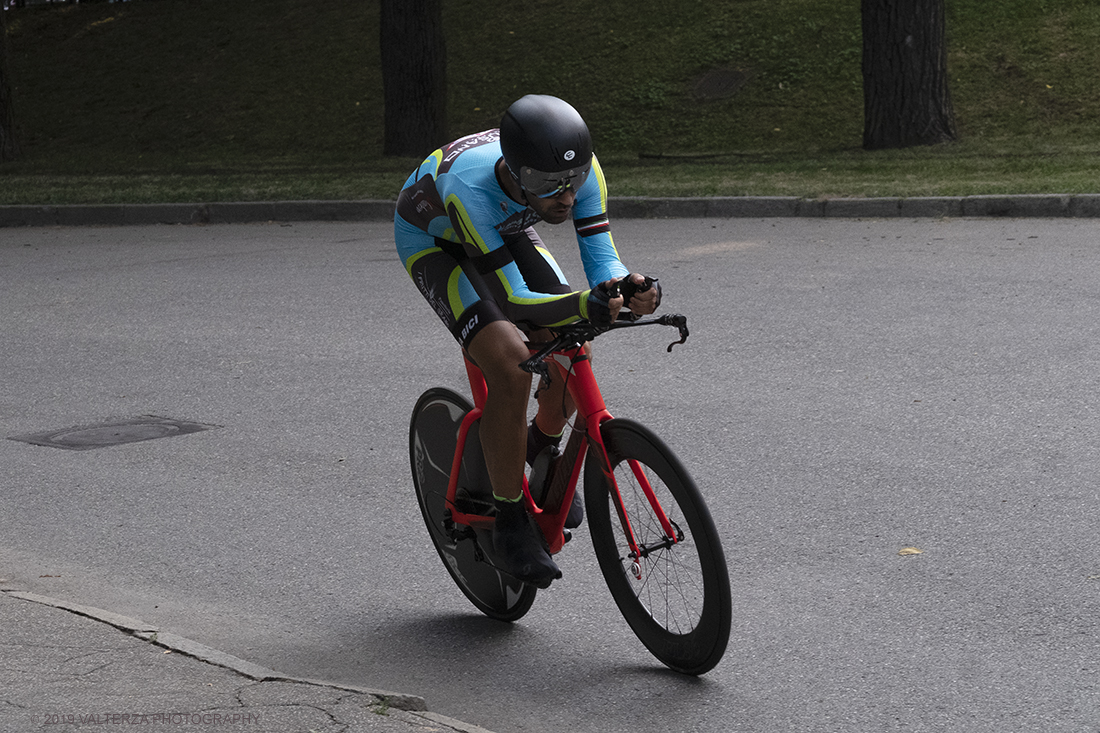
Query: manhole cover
[[9, 416, 219, 451]]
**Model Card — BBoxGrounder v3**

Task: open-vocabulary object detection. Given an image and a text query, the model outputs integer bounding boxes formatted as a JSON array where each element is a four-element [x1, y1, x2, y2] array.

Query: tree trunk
[[380, 0, 446, 157], [861, 0, 956, 150], [0, 7, 19, 162]]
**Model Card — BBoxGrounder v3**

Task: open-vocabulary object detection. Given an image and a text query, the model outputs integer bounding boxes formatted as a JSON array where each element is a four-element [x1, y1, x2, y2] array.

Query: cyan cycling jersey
[[394, 129, 629, 333]]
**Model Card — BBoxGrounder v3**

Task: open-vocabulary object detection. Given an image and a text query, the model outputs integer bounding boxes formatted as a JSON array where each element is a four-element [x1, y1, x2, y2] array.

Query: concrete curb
[[608, 194, 1100, 219], [3, 195, 1100, 228], [4, 590, 428, 713], [0, 200, 396, 228]]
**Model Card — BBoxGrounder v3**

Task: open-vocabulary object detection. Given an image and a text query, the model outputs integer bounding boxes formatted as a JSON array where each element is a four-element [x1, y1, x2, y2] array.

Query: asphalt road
[[3, 217, 1099, 732]]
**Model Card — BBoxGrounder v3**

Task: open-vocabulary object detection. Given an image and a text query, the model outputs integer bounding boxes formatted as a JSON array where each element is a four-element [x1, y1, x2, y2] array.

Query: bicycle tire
[[410, 387, 537, 621], [585, 418, 731, 674]]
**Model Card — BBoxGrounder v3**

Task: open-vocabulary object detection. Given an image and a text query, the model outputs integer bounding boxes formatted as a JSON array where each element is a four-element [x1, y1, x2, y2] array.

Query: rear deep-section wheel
[[410, 388, 537, 621], [585, 418, 731, 674]]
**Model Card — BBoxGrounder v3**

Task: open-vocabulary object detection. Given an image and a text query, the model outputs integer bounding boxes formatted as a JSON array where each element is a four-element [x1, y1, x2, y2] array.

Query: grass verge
[[3, 0, 1100, 203]]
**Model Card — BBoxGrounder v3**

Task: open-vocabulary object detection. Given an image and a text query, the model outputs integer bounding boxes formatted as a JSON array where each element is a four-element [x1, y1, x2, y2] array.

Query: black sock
[[526, 420, 564, 466]]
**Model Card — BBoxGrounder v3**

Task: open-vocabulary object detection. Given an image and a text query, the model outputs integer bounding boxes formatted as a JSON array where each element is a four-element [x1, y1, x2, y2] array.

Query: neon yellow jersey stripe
[[444, 194, 491, 255], [590, 155, 609, 213], [446, 266, 465, 316], [424, 148, 444, 175], [403, 246, 442, 276]]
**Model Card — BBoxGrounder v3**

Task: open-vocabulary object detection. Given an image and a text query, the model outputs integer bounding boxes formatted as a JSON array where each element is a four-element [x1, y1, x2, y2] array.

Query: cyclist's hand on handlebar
[[586, 280, 626, 326], [613, 273, 662, 316], [588, 274, 661, 325]]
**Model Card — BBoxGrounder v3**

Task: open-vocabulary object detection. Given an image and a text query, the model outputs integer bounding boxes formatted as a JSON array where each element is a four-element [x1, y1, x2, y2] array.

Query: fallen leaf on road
[[898, 547, 923, 556]]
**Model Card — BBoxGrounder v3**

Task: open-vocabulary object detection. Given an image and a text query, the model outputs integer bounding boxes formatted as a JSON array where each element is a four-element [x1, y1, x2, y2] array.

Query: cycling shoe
[[492, 499, 561, 588]]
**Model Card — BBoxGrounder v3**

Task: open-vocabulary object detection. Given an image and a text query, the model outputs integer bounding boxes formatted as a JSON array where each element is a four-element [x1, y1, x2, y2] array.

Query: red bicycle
[[409, 312, 731, 675]]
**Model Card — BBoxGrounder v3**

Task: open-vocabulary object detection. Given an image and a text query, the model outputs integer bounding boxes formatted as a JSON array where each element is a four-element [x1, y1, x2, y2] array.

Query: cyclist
[[394, 94, 660, 588]]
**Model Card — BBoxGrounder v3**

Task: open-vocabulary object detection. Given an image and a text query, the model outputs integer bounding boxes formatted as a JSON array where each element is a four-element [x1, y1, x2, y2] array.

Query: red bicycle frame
[[442, 339, 678, 563]]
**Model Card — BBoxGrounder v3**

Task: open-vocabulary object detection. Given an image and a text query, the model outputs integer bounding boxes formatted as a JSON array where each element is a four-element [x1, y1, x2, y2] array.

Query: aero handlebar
[[519, 313, 689, 377]]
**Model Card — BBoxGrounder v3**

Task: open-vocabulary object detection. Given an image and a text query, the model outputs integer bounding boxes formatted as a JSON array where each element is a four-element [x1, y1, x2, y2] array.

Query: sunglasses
[[517, 162, 592, 198]]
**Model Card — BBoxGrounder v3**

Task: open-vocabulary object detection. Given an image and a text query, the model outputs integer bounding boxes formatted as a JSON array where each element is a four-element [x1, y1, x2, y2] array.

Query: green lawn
[[3, 0, 1099, 203]]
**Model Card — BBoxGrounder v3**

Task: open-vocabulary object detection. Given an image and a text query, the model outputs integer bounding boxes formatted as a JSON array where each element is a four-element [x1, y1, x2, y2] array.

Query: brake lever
[[607, 313, 689, 351], [661, 314, 689, 352]]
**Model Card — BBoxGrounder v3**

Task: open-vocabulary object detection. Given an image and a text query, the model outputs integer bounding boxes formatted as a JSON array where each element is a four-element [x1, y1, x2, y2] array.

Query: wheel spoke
[[614, 459, 706, 634]]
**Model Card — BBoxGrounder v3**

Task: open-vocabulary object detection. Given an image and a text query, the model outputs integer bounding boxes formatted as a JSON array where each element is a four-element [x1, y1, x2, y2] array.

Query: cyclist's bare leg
[[526, 332, 591, 529], [535, 376, 573, 436], [464, 321, 533, 501], [528, 328, 589, 436], [534, 351, 585, 435], [465, 320, 561, 585]]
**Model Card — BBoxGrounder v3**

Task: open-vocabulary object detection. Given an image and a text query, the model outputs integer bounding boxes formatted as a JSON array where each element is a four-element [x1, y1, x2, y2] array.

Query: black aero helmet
[[500, 94, 593, 198]]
